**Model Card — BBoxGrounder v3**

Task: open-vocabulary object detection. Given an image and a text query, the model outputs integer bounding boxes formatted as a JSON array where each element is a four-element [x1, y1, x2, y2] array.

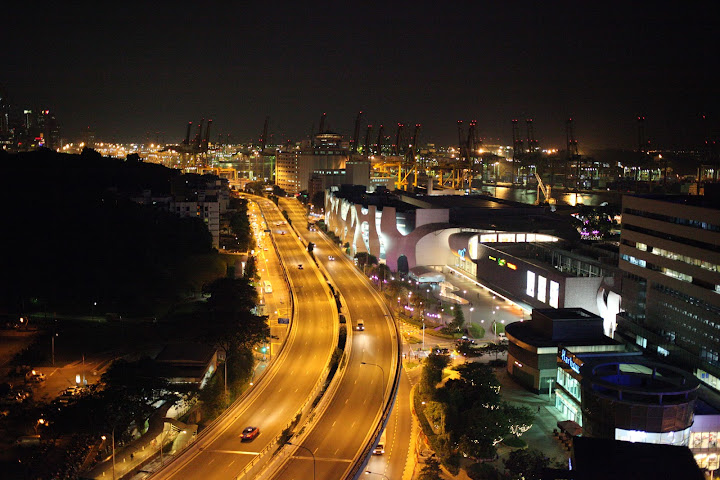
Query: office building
[[276, 132, 348, 194], [616, 195, 720, 392]]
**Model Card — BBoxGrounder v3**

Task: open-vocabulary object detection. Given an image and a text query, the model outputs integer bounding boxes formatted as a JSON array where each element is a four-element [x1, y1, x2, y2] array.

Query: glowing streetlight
[[361, 361, 386, 402]]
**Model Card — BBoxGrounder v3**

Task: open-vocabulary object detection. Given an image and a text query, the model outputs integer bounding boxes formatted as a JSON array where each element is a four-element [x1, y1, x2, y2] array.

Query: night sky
[[4, 2, 718, 150]]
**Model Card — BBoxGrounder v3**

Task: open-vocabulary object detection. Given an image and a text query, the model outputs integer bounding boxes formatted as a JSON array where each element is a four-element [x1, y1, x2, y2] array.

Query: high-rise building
[[616, 194, 720, 391], [0, 88, 9, 136], [275, 132, 348, 194]]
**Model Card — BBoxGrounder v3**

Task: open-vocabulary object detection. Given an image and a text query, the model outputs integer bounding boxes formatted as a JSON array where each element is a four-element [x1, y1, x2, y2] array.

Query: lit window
[[550, 281, 559, 308], [537, 276, 547, 303], [527, 271, 535, 297]]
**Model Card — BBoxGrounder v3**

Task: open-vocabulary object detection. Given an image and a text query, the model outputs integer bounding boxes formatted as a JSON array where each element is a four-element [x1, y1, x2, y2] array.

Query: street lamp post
[[365, 471, 390, 480], [360, 362, 386, 402], [51, 333, 58, 366], [286, 442, 315, 480], [101, 429, 116, 480], [422, 319, 425, 352], [34, 418, 45, 434]]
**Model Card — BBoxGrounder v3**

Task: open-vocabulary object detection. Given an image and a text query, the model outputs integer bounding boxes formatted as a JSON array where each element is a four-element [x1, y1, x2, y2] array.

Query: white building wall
[[563, 276, 607, 315]]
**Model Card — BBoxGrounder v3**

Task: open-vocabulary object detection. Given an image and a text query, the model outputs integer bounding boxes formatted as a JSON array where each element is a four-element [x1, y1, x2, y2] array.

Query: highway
[[270, 198, 406, 480], [151, 196, 337, 480]]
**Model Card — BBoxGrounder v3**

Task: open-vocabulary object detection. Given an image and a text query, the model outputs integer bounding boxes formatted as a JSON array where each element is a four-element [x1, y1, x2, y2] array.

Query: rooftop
[[628, 193, 720, 211], [570, 436, 704, 480]]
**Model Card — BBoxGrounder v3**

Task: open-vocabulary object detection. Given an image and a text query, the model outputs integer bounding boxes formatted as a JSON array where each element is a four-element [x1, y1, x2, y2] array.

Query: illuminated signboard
[[458, 248, 467, 259], [498, 258, 506, 267], [507, 262, 517, 270], [560, 348, 582, 374], [489, 255, 497, 261]]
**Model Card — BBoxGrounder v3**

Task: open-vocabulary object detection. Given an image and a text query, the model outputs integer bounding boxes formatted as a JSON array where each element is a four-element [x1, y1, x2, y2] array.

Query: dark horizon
[[4, 2, 718, 151]]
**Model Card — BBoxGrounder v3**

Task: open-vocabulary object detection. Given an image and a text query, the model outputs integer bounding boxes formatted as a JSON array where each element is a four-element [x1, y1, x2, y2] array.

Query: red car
[[241, 426, 260, 441]]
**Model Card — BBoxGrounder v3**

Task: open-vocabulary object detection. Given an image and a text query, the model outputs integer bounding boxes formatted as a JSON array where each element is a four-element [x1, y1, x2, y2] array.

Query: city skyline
[[3, 2, 718, 150]]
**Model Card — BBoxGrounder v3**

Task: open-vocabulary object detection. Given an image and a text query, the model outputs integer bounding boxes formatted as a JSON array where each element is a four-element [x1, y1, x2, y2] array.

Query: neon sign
[[560, 348, 582, 374], [458, 248, 467, 259]]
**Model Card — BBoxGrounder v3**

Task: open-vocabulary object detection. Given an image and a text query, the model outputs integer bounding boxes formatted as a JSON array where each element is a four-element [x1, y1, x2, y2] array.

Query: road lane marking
[[212, 450, 260, 456]]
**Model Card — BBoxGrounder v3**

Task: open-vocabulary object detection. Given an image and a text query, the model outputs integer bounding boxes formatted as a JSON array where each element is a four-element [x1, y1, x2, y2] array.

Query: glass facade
[[555, 389, 582, 425], [616, 427, 691, 447]]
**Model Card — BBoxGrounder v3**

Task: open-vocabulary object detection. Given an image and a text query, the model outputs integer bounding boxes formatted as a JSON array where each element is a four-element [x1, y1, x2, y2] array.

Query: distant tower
[[0, 87, 9, 136], [363, 124, 373, 156], [375, 124, 384, 155], [637, 116, 647, 153], [566, 118, 580, 190], [512, 119, 523, 184], [526, 118, 537, 152], [394, 123, 404, 156]]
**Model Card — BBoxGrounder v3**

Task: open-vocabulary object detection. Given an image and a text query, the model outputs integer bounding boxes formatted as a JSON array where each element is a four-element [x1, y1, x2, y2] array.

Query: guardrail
[[284, 205, 403, 480], [346, 280, 403, 480], [232, 198, 344, 479], [145, 197, 303, 479]]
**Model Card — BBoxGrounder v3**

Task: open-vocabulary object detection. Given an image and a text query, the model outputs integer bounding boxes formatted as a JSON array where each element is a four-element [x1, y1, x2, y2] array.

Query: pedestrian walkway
[[494, 368, 569, 464]]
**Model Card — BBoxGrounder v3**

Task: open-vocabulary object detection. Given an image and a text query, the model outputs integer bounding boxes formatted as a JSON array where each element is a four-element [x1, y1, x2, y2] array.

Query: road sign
[[278, 317, 290, 325]]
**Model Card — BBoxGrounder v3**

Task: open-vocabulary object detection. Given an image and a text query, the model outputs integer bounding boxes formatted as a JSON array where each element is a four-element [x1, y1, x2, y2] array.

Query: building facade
[[556, 347, 699, 447], [505, 308, 625, 394], [275, 133, 349, 195], [616, 195, 720, 392]]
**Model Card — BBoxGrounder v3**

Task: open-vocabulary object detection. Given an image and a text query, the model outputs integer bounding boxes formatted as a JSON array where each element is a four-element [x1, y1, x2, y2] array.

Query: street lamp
[[101, 429, 116, 480], [365, 471, 390, 479], [360, 362, 386, 402], [51, 333, 58, 366], [286, 441, 315, 480], [34, 418, 45, 434]]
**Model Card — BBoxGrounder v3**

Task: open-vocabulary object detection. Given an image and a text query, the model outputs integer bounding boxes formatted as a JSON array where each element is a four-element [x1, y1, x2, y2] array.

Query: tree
[[504, 448, 550, 480], [436, 362, 534, 459], [354, 252, 378, 267], [244, 255, 258, 280], [421, 353, 450, 394], [311, 191, 325, 210], [467, 462, 501, 480], [451, 306, 465, 331], [202, 277, 269, 352], [418, 456, 442, 480]]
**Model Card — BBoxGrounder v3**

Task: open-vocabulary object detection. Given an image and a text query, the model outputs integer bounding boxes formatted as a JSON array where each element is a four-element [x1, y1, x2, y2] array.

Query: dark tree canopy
[[1, 150, 215, 315]]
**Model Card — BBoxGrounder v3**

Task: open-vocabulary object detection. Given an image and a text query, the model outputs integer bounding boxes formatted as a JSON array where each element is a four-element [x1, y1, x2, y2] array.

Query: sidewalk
[[85, 403, 173, 479]]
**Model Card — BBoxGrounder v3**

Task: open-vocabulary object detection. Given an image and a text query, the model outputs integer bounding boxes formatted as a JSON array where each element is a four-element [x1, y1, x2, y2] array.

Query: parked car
[[25, 370, 45, 382]]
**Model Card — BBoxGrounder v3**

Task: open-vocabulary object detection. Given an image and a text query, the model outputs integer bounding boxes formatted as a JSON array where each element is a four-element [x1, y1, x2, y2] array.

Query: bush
[[469, 323, 485, 339], [503, 436, 527, 448], [467, 462, 501, 480]]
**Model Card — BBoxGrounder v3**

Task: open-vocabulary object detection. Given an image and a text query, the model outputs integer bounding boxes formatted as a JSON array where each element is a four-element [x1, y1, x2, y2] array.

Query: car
[[356, 319, 365, 331], [298, 264, 303, 269], [241, 426, 260, 441], [328, 255, 335, 261], [25, 370, 45, 382]]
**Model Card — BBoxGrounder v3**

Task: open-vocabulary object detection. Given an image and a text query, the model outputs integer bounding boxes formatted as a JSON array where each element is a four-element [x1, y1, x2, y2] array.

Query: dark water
[[478, 185, 623, 207]]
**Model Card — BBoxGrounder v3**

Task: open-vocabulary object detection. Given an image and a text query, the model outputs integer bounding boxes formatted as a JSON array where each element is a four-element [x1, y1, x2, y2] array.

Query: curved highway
[[270, 198, 405, 480], [151, 196, 337, 480]]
